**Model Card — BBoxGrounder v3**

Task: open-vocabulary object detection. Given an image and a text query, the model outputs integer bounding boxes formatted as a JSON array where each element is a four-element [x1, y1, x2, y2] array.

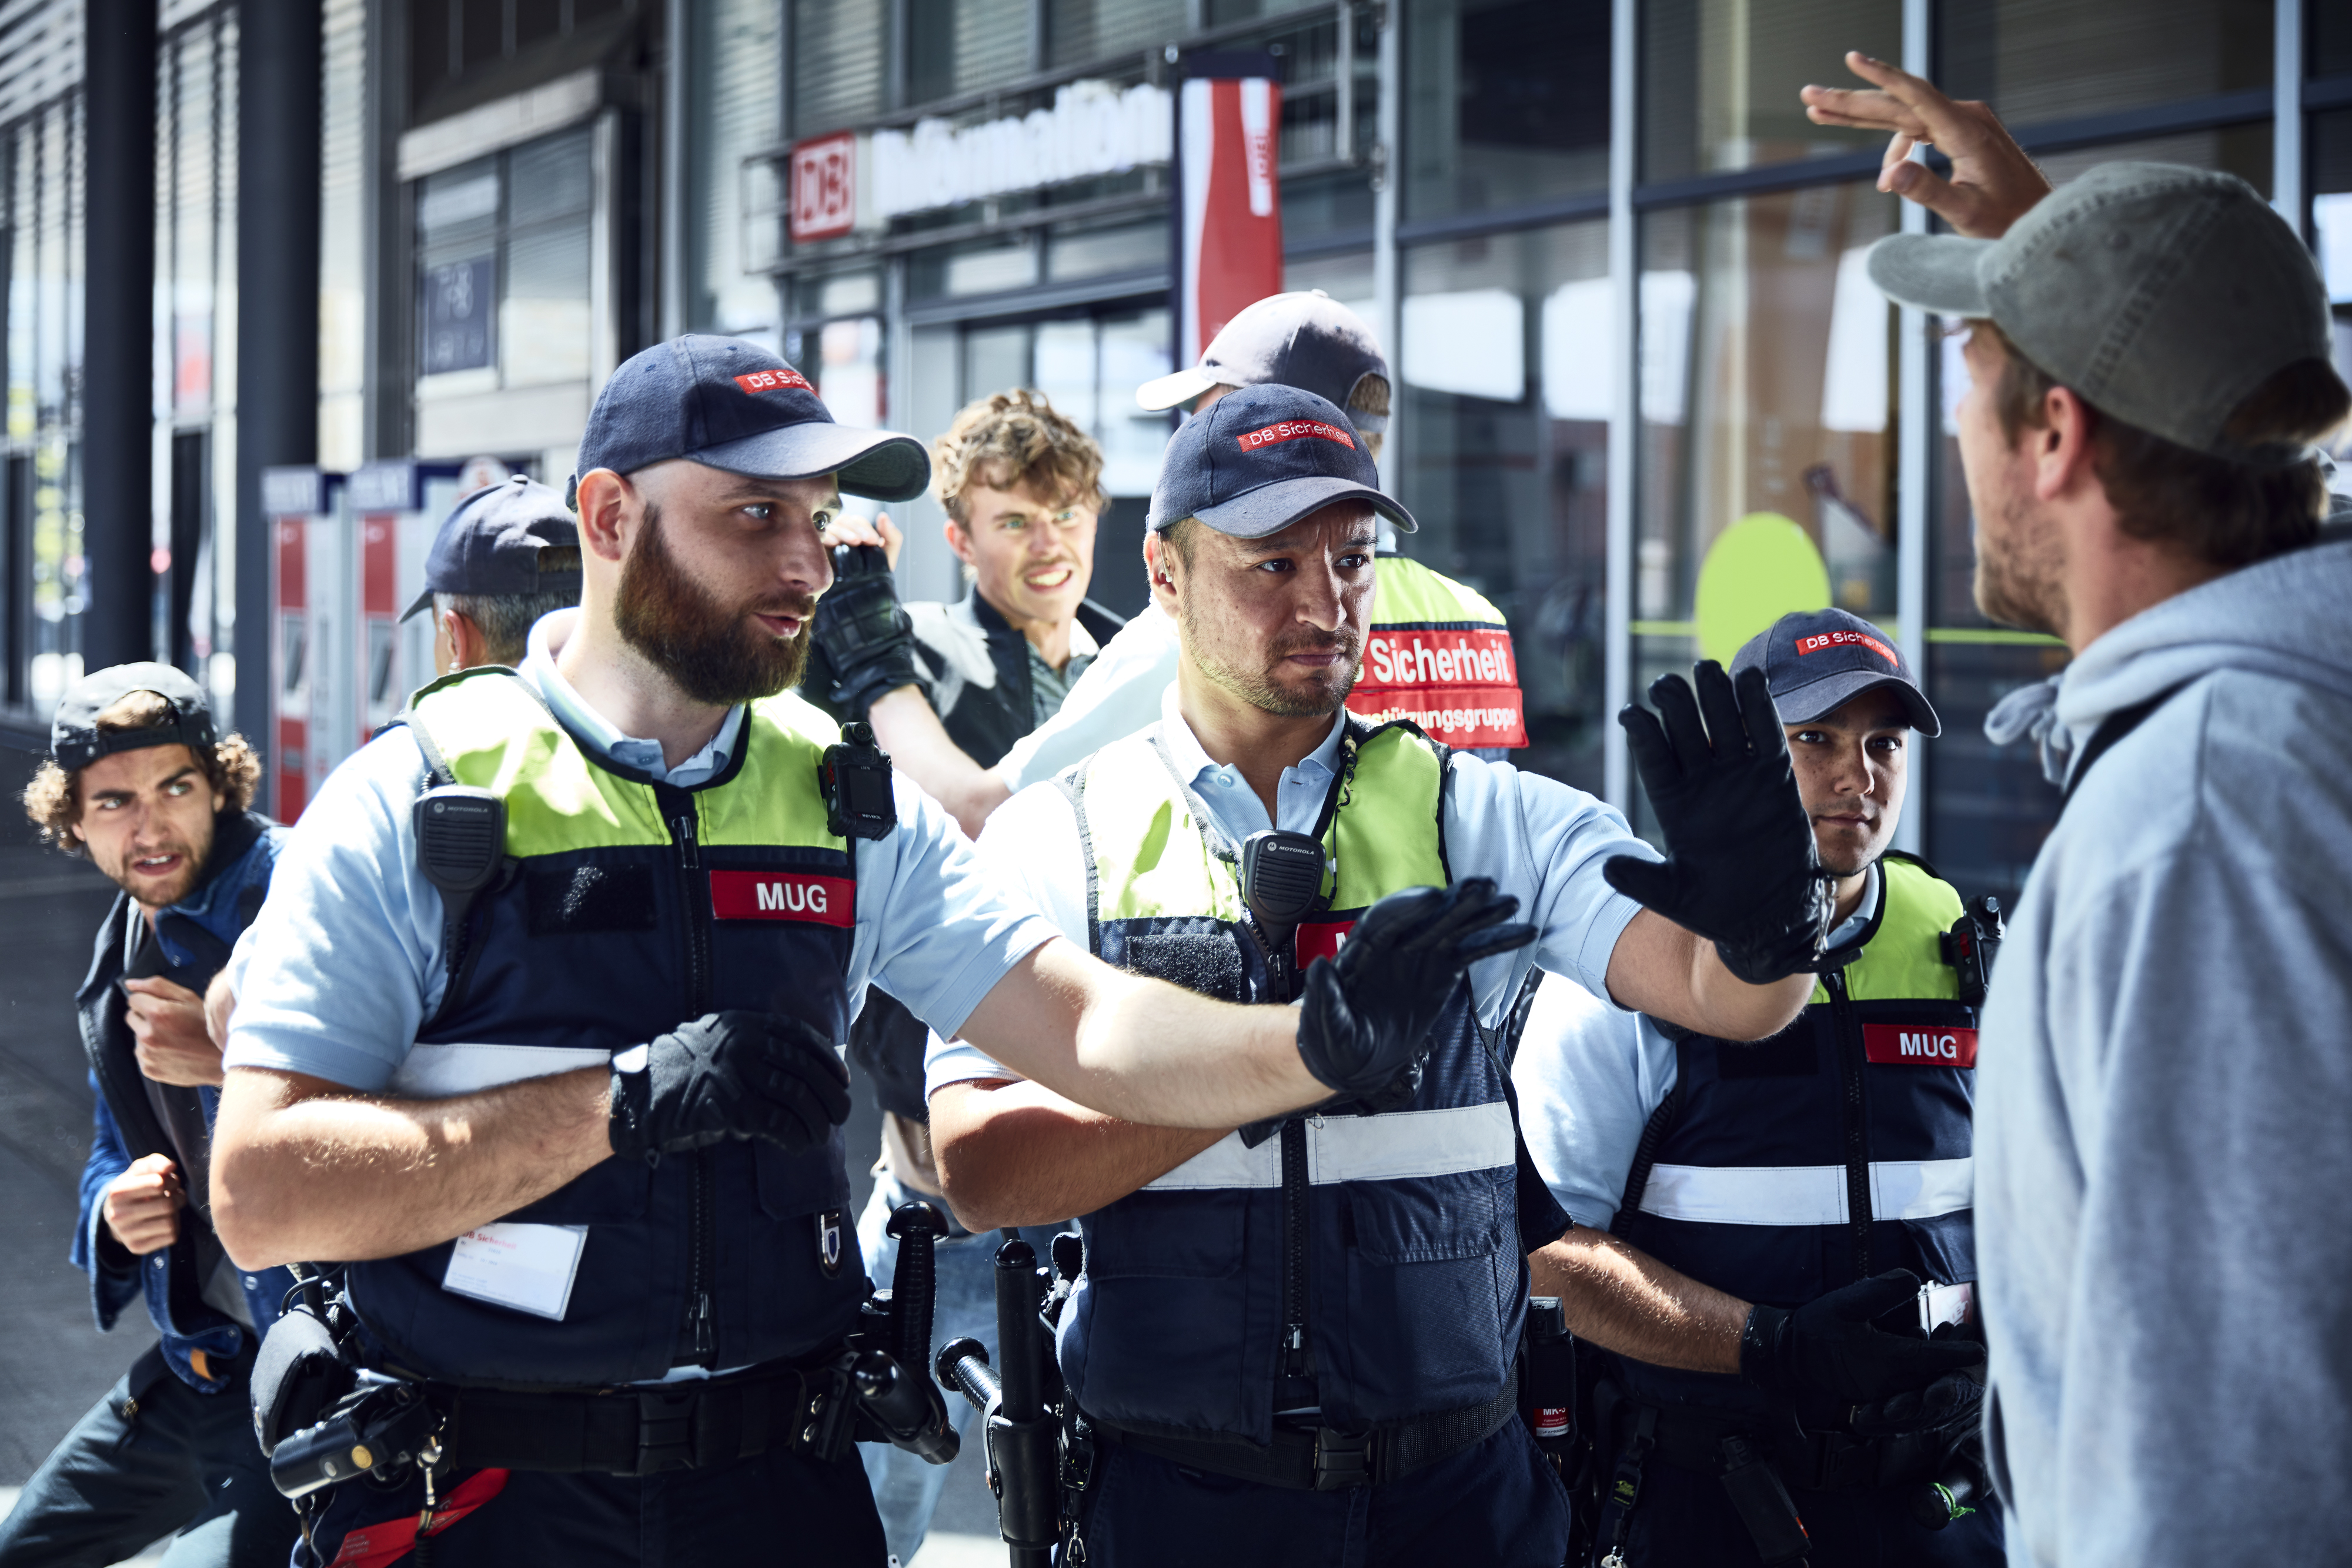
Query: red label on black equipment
[[709, 870, 854, 926], [1862, 1024, 1977, 1068]]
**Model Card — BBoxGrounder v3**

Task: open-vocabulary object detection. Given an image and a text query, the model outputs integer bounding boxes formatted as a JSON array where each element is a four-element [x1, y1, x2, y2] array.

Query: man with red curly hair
[[0, 663, 296, 1567]]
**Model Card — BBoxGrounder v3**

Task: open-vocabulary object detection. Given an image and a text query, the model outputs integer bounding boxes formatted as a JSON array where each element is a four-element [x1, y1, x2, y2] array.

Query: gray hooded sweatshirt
[[1978, 526, 2352, 1567]]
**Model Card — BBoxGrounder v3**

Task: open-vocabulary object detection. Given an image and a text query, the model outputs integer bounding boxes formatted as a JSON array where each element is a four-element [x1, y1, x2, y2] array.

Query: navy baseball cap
[[574, 334, 928, 503], [400, 475, 582, 622], [1732, 610, 1941, 737], [1147, 383, 1415, 541], [1137, 291, 1389, 435], [51, 663, 216, 774]]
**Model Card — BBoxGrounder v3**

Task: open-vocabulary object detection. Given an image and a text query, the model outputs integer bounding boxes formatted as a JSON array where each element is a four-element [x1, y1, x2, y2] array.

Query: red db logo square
[[789, 133, 856, 243]]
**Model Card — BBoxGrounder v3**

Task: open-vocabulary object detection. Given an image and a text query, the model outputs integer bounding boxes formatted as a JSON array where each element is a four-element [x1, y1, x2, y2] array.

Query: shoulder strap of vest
[[2061, 683, 2189, 814], [1610, 1039, 1689, 1241]]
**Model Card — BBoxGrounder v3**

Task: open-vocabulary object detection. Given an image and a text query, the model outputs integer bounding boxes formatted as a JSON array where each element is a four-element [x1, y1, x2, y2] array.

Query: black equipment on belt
[[255, 1201, 959, 1501], [1091, 1383, 1521, 1493], [1939, 895, 2004, 1008], [938, 1231, 1081, 1568]]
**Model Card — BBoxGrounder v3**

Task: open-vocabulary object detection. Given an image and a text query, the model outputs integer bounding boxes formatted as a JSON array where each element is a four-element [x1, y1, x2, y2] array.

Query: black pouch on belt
[[1718, 1433, 1812, 1564], [250, 1307, 358, 1456]]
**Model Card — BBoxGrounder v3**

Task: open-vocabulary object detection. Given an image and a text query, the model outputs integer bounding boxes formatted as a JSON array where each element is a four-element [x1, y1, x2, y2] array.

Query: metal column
[[234, 0, 323, 757], [1370, 0, 1400, 494], [82, 0, 159, 672], [2276, 0, 2304, 236], [1602, 0, 1637, 811], [1892, 0, 1932, 856]]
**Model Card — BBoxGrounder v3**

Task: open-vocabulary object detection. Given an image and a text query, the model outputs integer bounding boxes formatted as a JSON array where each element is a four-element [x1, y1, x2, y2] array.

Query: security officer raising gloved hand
[[1603, 660, 1835, 985], [607, 1012, 853, 1163], [1742, 1269, 1982, 1406]]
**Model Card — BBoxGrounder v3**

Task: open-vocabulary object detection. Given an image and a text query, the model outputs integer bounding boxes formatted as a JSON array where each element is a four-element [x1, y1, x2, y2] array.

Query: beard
[[1180, 602, 1361, 718], [614, 502, 815, 706], [93, 827, 212, 908], [1972, 485, 2069, 637]]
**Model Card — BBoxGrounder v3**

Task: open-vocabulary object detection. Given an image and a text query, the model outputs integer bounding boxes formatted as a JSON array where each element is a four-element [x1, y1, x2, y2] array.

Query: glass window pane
[[502, 222, 592, 385], [1097, 309, 1172, 499], [910, 0, 1033, 105], [1642, 0, 1899, 183], [1398, 222, 1611, 793], [1045, 216, 1166, 282], [1939, 0, 2270, 126], [1047, 0, 1187, 70], [509, 127, 593, 228], [792, 0, 887, 136], [1405, 0, 1609, 220]]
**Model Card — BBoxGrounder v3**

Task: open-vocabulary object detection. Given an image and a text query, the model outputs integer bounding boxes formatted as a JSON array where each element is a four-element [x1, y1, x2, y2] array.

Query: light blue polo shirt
[[927, 681, 1658, 1094], [226, 609, 1064, 1092]]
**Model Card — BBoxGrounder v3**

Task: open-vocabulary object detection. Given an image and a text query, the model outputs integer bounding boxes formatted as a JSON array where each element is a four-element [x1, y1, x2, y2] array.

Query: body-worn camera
[[1939, 895, 2005, 1007]]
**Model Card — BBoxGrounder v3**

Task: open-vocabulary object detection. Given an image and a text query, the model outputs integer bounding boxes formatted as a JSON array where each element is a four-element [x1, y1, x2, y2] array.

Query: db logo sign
[[1862, 1024, 1978, 1068], [789, 132, 857, 242], [710, 871, 854, 927]]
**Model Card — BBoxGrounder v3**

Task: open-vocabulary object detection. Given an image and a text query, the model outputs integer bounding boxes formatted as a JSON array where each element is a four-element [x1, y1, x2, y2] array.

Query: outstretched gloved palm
[[608, 1010, 853, 1164]]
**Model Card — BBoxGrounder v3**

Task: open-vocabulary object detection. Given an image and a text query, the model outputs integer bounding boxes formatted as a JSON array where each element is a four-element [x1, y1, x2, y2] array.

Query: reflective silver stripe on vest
[[1141, 1102, 1515, 1191], [1636, 1157, 1973, 1226], [390, 1042, 613, 1098]]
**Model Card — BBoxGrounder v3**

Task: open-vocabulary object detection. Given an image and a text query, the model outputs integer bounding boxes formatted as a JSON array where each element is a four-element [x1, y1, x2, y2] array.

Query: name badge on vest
[[441, 1222, 589, 1320], [1862, 1024, 1978, 1068], [709, 871, 855, 927], [816, 1209, 846, 1277]]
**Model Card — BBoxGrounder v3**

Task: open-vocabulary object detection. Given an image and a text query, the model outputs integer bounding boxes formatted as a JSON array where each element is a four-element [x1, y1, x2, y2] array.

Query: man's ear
[[1143, 532, 1181, 614], [2032, 385, 2102, 504], [443, 609, 484, 673], [573, 468, 635, 564], [943, 516, 976, 568]]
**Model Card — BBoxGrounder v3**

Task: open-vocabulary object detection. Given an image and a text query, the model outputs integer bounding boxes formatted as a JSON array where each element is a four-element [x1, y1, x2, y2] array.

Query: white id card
[[441, 1222, 589, 1320]]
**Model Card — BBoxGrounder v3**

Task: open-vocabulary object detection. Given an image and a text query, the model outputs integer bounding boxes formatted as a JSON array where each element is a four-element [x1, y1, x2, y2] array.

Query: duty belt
[[425, 1353, 858, 1477], [1592, 1380, 1966, 1493], [1091, 1384, 1518, 1492]]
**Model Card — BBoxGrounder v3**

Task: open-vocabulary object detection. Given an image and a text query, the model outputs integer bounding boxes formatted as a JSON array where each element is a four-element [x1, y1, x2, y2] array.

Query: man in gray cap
[[402, 473, 584, 674], [1850, 78, 2352, 1566]]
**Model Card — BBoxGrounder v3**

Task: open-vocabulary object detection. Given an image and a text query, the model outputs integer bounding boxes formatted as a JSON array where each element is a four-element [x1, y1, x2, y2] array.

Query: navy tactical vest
[[344, 668, 867, 1388], [1058, 720, 1522, 1445], [1610, 854, 1978, 1415]]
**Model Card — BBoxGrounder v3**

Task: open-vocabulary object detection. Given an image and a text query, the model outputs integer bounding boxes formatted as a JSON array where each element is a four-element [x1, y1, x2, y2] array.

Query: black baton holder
[[851, 1203, 960, 1464], [936, 1233, 1061, 1567]]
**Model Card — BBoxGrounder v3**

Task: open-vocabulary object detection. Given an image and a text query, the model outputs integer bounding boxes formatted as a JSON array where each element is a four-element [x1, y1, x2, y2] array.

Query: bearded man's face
[[614, 499, 818, 706]]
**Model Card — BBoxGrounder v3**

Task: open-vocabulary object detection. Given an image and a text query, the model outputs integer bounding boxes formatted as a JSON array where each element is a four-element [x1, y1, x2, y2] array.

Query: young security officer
[[1519, 608, 1997, 1566], [0, 666, 295, 1567], [806, 389, 1122, 1566], [926, 384, 1835, 1566], [209, 337, 1516, 1565]]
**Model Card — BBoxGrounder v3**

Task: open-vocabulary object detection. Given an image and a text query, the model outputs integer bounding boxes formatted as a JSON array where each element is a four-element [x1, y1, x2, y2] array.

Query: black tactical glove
[[608, 1011, 853, 1164], [1603, 661, 1833, 984], [1294, 878, 1535, 1097], [1740, 1271, 1986, 1406], [814, 543, 929, 720]]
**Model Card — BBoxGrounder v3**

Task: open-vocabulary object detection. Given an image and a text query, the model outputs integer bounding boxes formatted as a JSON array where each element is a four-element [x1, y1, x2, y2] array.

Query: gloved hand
[[608, 1011, 853, 1164], [1603, 661, 1833, 984], [1850, 1368, 1985, 1439], [814, 543, 929, 719], [1294, 878, 1535, 1097], [1740, 1271, 1986, 1405]]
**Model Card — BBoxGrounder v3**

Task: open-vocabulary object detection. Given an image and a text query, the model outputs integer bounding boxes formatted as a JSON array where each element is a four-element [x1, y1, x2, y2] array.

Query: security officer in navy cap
[[927, 384, 1839, 1566], [208, 337, 1521, 1564], [399, 473, 583, 673], [1518, 607, 2002, 1566]]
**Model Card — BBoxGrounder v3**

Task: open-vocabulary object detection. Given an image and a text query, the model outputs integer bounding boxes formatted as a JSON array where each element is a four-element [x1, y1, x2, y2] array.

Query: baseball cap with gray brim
[[400, 474, 582, 623], [1732, 609, 1940, 738], [573, 334, 930, 504], [1147, 382, 1415, 541], [1137, 290, 1389, 434], [1866, 162, 2341, 466], [51, 663, 217, 774]]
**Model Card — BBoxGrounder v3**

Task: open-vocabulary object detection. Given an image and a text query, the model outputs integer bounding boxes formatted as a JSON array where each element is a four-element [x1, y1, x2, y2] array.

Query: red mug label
[[1862, 1024, 1977, 1068], [710, 870, 854, 926]]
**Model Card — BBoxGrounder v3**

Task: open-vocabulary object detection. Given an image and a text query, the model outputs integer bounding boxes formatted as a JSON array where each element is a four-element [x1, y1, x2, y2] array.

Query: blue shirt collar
[[1155, 681, 1345, 844], [520, 609, 745, 788]]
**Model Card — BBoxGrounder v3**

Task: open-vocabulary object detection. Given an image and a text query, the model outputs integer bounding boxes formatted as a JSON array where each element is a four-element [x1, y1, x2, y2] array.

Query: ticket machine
[[260, 466, 348, 822], [349, 459, 464, 740]]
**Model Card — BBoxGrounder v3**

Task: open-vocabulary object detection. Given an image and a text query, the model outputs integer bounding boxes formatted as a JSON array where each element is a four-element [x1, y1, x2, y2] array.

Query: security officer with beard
[[925, 385, 1837, 1567], [0, 666, 297, 1567], [208, 339, 1516, 1566], [1518, 609, 1999, 1567]]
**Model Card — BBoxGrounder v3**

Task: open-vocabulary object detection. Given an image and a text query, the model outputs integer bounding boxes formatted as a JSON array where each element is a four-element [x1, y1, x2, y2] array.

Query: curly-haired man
[[1, 663, 296, 1567]]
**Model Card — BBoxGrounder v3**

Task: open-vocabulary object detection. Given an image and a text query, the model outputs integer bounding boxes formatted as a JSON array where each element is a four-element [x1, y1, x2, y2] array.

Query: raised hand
[[608, 1011, 854, 1163], [1800, 51, 2051, 239], [1295, 877, 1535, 1097], [814, 541, 928, 719], [1604, 663, 1831, 985]]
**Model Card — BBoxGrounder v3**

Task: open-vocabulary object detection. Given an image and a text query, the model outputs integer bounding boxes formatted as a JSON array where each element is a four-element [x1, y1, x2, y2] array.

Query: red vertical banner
[[272, 514, 309, 823], [1178, 76, 1284, 368]]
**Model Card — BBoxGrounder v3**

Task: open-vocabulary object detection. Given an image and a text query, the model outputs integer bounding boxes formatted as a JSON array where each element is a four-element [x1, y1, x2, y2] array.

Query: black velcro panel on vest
[[1714, 1022, 1818, 1079], [527, 864, 660, 935], [1121, 932, 1247, 1002]]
